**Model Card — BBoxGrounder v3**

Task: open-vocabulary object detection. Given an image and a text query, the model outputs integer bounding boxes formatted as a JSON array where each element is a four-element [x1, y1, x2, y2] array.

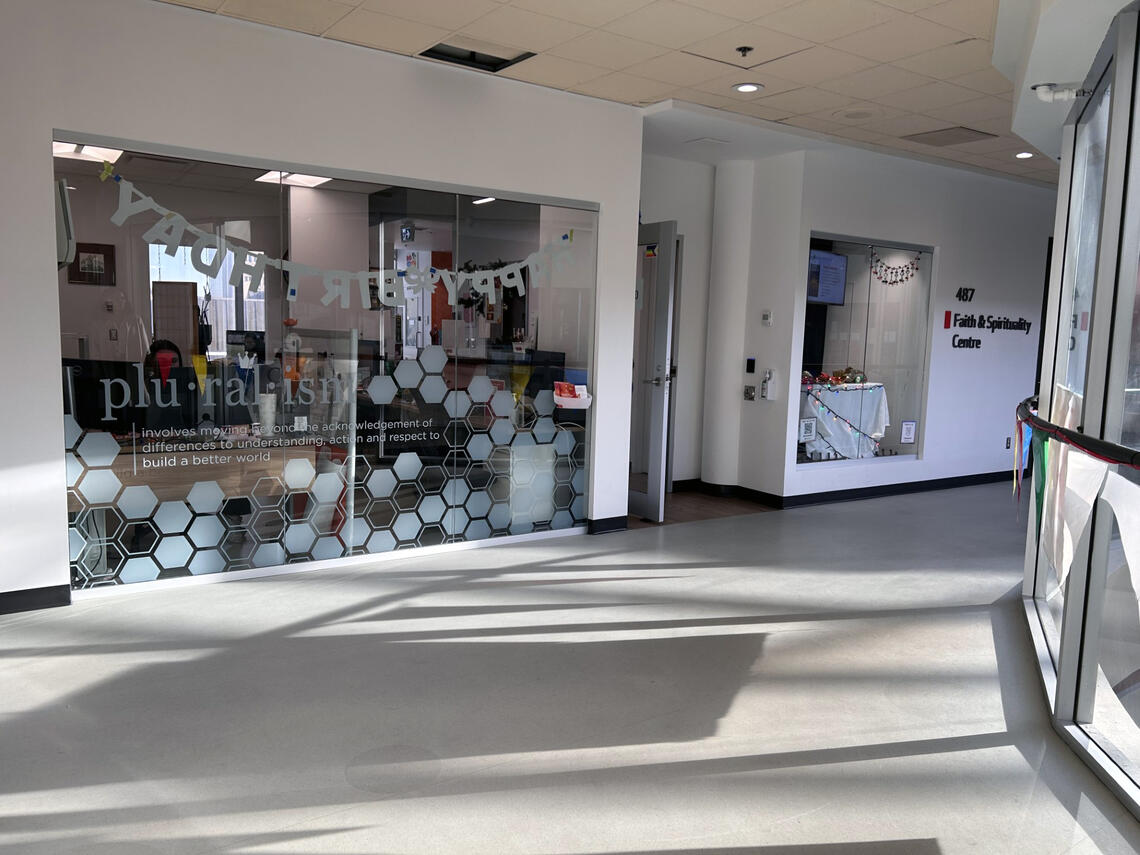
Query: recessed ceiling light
[[255, 171, 332, 187], [473, 197, 496, 205], [52, 142, 123, 163], [1015, 151, 1034, 159], [733, 82, 763, 94]]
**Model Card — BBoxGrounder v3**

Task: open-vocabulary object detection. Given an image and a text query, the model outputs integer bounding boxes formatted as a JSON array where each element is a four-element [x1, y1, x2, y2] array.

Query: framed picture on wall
[[68, 243, 116, 286]]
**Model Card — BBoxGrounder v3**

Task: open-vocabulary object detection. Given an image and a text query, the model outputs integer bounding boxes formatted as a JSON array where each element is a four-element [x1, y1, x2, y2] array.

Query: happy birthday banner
[[104, 171, 575, 311]]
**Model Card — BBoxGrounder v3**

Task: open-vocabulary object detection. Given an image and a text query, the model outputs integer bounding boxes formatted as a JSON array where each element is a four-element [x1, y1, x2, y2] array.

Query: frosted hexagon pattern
[[446, 478, 470, 507], [366, 469, 397, 498], [534, 418, 556, 443], [367, 374, 398, 405], [534, 390, 555, 416], [467, 434, 493, 461], [189, 550, 226, 576], [253, 543, 285, 568], [65, 453, 83, 488], [418, 345, 448, 374], [489, 419, 514, 445], [283, 458, 315, 490], [392, 512, 421, 542], [489, 390, 515, 418], [187, 481, 225, 514], [63, 414, 83, 449], [284, 523, 317, 555], [417, 495, 446, 524], [119, 557, 160, 584], [77, 469, 122, 505], [366, 530, 396, 554], [187, 516, 225, 548], [419, 375, 448, 404], [394, 452, 422, 481], [68, 528, 85, 561], [465, 490, 492, 519], [393, 360, 423, 389], [442, 507, 468, 536], [444, 390, 471, 419], [467, 375, 494, 403], [311, 471, 344, 504], [312, 536, 344, 561], [117, 486, 158, 520], [555, 429, 576, 455], [153, 501, 192, 533], [155, 535, 193, 569], [77, 431, 120, 468]]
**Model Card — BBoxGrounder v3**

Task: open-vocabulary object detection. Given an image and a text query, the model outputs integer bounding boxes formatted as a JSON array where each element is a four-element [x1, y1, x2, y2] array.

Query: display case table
[[799, 382, 890, 460]]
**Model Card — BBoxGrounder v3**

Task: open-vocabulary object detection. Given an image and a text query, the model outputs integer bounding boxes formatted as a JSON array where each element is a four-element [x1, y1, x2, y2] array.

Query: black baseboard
[[588, 516, 628, 535], [672, 471, 1008, 509], [0, 584, 71, 616]]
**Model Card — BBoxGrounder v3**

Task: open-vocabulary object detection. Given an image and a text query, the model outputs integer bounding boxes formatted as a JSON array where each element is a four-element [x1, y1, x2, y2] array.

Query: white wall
[[0, 0, 642, 595], [692, 146, 1055, 499], [637, 154, 715, 482]]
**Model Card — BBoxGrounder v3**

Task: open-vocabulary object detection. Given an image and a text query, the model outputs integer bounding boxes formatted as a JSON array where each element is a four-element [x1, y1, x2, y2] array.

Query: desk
[[799, 383, 889, 460]]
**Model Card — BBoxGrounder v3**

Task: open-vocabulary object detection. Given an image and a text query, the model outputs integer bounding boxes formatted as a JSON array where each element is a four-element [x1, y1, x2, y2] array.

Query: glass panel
[[797, 238, 929, 463], [1088, 503, 1140, 775], [1051, 73, 1111, 428], [630, 244, 658, 494], [57, 141, 597, 587]]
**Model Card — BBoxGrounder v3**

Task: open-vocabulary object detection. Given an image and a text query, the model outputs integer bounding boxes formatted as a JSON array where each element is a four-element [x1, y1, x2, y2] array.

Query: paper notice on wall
[[1101, 472, 1140, 592]]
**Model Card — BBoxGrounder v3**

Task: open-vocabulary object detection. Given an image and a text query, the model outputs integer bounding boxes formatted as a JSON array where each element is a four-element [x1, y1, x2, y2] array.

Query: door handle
[[642, 377, 663, 386]]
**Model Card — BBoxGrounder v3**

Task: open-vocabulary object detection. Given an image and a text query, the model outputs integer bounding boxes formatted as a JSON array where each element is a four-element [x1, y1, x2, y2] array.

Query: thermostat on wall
[[761, 309, 773, 326]]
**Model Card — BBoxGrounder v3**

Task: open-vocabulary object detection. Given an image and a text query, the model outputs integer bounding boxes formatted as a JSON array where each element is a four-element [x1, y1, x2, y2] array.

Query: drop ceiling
[[154, 0, 1058, 185]]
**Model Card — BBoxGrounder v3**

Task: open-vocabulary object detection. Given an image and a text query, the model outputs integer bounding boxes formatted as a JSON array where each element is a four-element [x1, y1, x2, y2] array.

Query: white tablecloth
[[799, 383, 889, 459]]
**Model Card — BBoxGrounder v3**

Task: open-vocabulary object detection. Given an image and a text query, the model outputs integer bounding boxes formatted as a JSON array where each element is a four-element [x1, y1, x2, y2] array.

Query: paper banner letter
[[436, 268, 457, 306], [142, 212, 191, 257], [110, 180, 159, 226], [320, 271, 354, 308], [190, 231, 227, 278], [229, 246, 269, 292], [501, 263, 526, 296]]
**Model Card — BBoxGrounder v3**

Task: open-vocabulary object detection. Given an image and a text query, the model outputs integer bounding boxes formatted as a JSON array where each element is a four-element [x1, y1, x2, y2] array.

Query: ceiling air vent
[[900, 126, 999, 147], [420, 36, 534, 73]]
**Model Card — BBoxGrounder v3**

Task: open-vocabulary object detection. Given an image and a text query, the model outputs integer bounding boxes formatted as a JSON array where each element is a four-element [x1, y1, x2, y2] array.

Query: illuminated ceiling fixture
[[1015, 151, 1034, 159], [473, 197, 496, 205], [52, 142, 123, 163], [733, 82, 763, 93], [255, 170, 332, 187]]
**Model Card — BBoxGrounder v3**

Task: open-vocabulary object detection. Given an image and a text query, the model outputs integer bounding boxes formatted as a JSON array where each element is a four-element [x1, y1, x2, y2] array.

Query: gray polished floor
[[2, 483, 1140, 854]]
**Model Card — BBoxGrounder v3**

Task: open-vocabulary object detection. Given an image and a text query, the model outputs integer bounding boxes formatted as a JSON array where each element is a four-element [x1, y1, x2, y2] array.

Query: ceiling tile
[[950, 66, 1012, 94], [809, 100, 906, 125], [949, 133, 1028, 153], [917, 0, 997, 40], [756, 0, 900, 43], [458, 6, 589, 52], [683, 23, 814, 67], [923, 94, 1010, 123], [828, 16, 969, 63], [499, 54, 610, 88], [674, 0, 802, 20], [603, 0, 739, 49], [874, 0, 943, 9], [548, 30, 670, 70], [820, 64, 931, 99], [723, 101, 795, 121], [693, 69, 801, 99], [157, 0, 227, 10], [876, 79, 981, 110], [358, 0, 498, 30], [220, 0, 353, 34], [510, 0, 653, 28], [863, 113, 954, 137], [324, 8, 448, 54], [966, 115, 1014, 135], [623, 51, 737, 85], [779, 115, 846, 133], [749, 45, 876, 85], [828, 125, 891, 143], [668, 87, 739, 108], [754, 86, 853, 114], [572, 72, 674, 103], [892, 37, 993, 78]]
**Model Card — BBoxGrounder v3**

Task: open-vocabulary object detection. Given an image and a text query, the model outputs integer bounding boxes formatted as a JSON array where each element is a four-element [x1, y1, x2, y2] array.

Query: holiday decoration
[[871, 250, 921, 285]]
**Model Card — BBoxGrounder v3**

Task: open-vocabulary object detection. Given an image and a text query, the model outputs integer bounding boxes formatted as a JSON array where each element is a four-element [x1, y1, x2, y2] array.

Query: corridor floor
[[3, 484, 1140, 854]]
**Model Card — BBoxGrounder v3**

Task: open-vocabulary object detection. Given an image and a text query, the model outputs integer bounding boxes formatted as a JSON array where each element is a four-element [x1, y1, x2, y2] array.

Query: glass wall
[[1023, 5, 1140, 823], [797, 236, 931, 463], [57, 143, 596, 587]]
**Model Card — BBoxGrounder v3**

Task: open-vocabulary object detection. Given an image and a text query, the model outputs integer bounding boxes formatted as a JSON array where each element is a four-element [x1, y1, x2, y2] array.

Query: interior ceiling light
[[733, 82, 763, 93], [472, 197, 496, 205], [255, 171, 332, 187], [1015, 151, 1034, 159], [52, 142, 123, 163]]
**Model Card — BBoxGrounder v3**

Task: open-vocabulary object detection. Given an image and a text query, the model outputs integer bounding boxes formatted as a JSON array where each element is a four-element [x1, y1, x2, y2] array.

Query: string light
[[805, 389, 882, 456]]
